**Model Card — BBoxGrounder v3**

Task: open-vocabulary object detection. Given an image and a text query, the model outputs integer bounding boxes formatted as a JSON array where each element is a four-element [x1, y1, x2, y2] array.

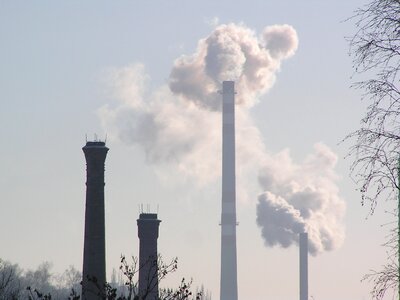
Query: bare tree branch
[[347, 0, 400, 298]]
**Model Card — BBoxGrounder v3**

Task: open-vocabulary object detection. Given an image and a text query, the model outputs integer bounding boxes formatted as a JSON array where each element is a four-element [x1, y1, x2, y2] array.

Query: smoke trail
[[100, 23, 296, 184], [256, 144, 345, 255], [99, 22, 345, 254]]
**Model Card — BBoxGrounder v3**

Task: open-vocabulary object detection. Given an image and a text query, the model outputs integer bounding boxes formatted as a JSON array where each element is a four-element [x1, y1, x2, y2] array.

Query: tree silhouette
[[347, 0, 400, 298]]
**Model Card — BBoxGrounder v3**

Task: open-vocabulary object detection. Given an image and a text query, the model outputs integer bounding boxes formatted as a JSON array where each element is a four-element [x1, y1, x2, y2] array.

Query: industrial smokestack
[[82, 141, 109, 299], [299, 232, 308, 300], [220, 81, 238, 300], [137, 213, 161, 300]]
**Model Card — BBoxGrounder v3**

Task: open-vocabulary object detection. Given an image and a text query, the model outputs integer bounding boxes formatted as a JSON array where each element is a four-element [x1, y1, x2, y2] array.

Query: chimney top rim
[[83, 141, 107, 148]]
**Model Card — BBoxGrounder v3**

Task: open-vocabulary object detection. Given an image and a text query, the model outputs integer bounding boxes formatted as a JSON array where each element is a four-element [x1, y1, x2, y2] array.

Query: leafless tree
[[93, 254, 203, 300], [0, 259, 22, 299], [347, 0, 400, 298], [363, 225, 399, 299], [0, 259, 82, 300], [159, 278, 202, 300], [0, 255, 205, 300], [110, 255, 202, 300], [347, 0, 400, 211]]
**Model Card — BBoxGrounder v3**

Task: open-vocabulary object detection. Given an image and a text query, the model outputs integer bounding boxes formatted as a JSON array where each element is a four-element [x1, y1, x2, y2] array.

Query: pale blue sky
[[0, 1, 394, 300]]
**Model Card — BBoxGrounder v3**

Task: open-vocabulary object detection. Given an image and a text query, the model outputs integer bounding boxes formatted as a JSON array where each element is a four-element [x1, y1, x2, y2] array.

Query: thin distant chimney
[[137, 213, 161, 300], [81, 141, 109, 299], [220, 81, 238, 300], [299, 232, 308, 300]]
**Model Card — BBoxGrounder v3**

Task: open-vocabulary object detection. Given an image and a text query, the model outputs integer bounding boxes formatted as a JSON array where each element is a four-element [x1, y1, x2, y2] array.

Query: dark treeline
[[0, 258, 80, 299], [0, 258, 211, 300]]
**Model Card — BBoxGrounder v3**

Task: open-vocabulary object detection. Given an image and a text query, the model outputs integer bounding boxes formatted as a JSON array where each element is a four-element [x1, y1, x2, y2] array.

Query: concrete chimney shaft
[[137, 213, 161, 300], [82, 141, 109, 300], [299, 232, 308, 300], [220, 81, 238, 300]]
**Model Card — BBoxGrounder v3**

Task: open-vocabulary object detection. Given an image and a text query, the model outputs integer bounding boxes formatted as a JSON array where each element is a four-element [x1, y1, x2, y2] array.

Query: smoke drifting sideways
[[256, 144, 346, 255], [99, 22, 345, 254], [99, 23, 298, 185]]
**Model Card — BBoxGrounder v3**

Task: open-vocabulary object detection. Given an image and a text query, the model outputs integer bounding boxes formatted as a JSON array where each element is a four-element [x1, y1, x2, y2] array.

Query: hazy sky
[[0, 1, 395, 300]]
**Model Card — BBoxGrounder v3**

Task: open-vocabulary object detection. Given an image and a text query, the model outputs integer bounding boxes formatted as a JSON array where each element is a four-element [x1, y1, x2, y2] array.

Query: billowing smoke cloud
[[100, 23, 296, 183], [99, 22, 345, 255], [256, 144, 345, 255], [169, 23, 298, 110]]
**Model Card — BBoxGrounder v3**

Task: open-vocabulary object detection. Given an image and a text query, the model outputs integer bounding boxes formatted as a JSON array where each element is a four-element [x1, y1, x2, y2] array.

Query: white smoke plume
[[256, 144, 346, 255], [169, 23, 298, 110], [99, 22, 345, 254], [100, 23, 297, 184]]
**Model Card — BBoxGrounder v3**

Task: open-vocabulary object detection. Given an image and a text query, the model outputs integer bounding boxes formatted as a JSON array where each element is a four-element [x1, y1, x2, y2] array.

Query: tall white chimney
[[220, 81, 238, 300], [299, 232, 308, 300]]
